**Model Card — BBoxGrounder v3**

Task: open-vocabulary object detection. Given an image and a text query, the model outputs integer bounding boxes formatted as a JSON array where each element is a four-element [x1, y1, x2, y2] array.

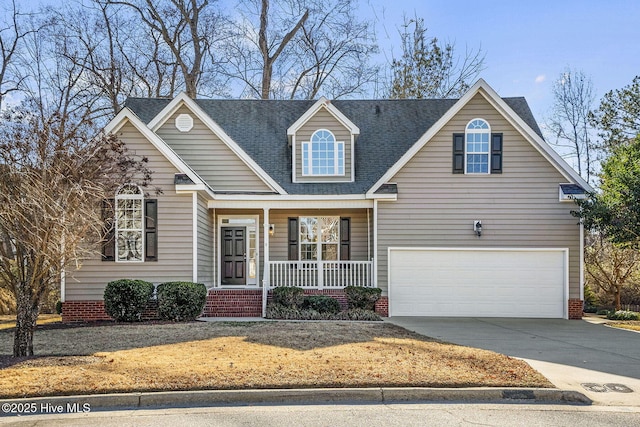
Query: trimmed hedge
[[606, 310, 640, 321], [104, 279, 154, 322], [344, 286, 381, 310], [265, 303, 381, 321], [157, 281, 207, 321], [271, 286, 305, 308], [302, 295, 341, 314]]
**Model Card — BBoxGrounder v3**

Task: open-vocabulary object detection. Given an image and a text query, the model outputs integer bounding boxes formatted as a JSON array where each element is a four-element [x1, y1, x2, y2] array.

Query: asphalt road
[[1, 403, 639, 427]]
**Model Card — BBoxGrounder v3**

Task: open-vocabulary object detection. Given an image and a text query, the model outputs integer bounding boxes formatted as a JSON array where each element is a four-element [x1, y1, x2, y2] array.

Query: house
[[61, 80, 592, 321]]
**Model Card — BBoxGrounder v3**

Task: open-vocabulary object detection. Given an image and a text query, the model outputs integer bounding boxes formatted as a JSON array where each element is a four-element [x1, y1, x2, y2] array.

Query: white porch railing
[[269, 260, 374, 289]]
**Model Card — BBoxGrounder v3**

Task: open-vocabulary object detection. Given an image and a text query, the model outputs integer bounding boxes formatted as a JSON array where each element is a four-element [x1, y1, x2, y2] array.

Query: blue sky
[[366, 0, 640, 123]]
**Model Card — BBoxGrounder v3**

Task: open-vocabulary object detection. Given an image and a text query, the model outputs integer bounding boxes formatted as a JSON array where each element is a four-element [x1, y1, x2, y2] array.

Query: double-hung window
[[465, 119, 490, 174], [299, 216, 339, 261], [302, 130, 345, 176]]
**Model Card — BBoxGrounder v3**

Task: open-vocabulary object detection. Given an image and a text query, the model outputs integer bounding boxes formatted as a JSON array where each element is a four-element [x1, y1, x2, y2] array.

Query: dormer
[[288, 97, 359, 183]]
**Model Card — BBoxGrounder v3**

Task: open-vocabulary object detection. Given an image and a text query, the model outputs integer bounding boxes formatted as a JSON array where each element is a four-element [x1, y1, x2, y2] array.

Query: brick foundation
[[375, 296, 389, 317], [204, 289, 263, 317], [61, 300, 159, 323], [568, 298, 583, 320]]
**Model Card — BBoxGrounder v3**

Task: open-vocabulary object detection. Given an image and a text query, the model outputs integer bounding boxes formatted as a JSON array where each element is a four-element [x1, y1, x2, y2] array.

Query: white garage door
[[388, 248, 567, 318]]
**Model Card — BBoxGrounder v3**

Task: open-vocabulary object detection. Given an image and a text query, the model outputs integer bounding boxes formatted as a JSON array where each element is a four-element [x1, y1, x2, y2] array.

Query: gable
[[293, 107, 354, 183], [155, 105, 274, 193]]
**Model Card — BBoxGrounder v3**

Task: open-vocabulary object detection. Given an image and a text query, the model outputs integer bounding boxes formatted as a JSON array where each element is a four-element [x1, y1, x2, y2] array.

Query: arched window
[[465, 119, 490, 174], [302, 129, 345, 176], [115, 184, 144, 262]]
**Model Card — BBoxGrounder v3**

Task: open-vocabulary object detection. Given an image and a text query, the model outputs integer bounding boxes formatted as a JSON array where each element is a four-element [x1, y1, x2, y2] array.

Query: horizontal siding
[[377, 93, 581, 300], [67, 122, 194, 301], [295, 108, 353, 183], [197, 194, 214, 286], [157, 106, 272, 192], [269, 209, 370, 261]]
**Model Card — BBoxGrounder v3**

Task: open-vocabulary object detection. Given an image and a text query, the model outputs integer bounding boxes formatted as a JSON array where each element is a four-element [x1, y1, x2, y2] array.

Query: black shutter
[[491, 133, 503, 174], [102, 199, 115, 261], [452, 133, 465, 174], [288, 217, 298, 260], [340, 217, 351, 261], [144, 199, 158, 261]]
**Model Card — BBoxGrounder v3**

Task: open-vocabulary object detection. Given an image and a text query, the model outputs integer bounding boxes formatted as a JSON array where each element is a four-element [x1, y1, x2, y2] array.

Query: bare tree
[[546, 68, 596, 184], [585, 232, 640, 311], [108, 0, 225, 98], [223, 0, 378, 99], [0, 0, 37, 109], [388, 16, 485, 99]]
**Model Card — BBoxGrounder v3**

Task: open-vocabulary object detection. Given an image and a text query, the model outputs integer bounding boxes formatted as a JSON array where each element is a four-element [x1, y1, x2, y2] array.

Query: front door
[[221, 227, 246, 285]]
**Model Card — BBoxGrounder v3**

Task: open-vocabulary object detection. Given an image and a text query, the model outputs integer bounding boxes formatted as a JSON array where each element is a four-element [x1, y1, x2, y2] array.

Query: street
[[1, 403, 640, 427]]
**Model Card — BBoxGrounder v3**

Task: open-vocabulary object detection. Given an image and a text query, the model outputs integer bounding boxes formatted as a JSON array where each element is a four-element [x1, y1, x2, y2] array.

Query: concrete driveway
[[386, 317, 640, 406]]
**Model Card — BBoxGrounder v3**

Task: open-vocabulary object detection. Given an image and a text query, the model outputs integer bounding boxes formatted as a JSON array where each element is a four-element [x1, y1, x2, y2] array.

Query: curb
[[0, 387, 591, 414]]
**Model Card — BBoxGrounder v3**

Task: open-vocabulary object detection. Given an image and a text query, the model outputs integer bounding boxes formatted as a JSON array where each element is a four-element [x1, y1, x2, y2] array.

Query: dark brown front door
[[222, 227, 246, 285]]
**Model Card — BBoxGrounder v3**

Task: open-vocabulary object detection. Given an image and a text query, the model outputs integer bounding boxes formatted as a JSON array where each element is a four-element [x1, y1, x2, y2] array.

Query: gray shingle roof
[[124, 97, 543, 195]]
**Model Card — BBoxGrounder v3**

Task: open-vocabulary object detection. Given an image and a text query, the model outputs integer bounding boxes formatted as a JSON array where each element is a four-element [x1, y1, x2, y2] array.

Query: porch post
[[262, 208, 270, 317], [373, 200, 378, 287]]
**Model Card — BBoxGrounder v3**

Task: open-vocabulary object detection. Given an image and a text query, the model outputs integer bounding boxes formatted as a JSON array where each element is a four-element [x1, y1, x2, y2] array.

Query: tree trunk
[[614, 287, 622, 311], [13, 285, 39, 357]]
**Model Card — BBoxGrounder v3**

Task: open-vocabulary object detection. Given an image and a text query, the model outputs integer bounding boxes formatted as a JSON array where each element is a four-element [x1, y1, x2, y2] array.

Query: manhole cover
[[581, 383, 634, 393], [604, 383, 634, 393]]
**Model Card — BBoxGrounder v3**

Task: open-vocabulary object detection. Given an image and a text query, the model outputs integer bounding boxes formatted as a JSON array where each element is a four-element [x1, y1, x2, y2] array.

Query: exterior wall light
[[473, 220, 482, 237], [269, 224, 275, 236]]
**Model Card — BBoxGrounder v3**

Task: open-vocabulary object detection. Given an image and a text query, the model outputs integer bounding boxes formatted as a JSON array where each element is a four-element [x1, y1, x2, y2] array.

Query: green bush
[[265, 303, 381, 321], [55, 300, 62, 315], [596, 309, 610, 316], [271, 286, 305, 308], [302, 295, 341, 314], [104, 279, 154, 322], [344, 286, 382, 310], [157, 281, 207, 321], [606, 310, 640, 321]]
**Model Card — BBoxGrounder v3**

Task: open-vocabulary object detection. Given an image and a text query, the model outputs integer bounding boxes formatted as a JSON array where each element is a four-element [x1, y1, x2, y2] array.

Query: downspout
[[580, 220, 585, 302]]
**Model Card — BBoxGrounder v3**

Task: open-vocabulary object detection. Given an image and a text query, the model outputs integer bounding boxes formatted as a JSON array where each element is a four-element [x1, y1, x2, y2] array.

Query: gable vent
[[175, 113, 194, 132]]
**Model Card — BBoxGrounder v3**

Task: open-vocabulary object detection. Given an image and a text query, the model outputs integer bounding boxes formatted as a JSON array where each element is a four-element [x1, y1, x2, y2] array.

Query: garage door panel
[[389, 248, 566, 318]]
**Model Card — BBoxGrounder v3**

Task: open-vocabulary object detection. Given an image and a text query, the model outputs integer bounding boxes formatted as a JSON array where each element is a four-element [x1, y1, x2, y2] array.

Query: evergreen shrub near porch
[[157, 281, 207, 321], [104, 279, 154, 322], [344, 286, 382, 310], [266, 287, 381, 321]]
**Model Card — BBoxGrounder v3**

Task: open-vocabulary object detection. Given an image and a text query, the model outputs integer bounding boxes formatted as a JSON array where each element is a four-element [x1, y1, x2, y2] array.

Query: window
[[465, 119, 490, 174], [452, 120, 502, 175], [299, 217, 340, 260], [116, 184, 144, 262], [302, 130, 345, 176], [103, 185, 157, 262]]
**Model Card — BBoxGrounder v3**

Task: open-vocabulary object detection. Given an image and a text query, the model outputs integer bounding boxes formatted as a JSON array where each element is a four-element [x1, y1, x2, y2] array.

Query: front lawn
[[0, 321, 552, 398]]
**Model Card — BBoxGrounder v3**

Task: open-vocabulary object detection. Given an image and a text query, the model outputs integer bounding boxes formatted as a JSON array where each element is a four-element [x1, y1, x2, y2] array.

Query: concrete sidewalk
[[386, 317, 640, 406]]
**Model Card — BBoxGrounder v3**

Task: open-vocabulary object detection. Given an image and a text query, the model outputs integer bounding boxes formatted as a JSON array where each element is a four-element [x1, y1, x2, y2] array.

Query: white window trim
[[464, 118, 491, 175], [299, 216, 340, 261], [301, 129, 346, 177], [115, 184, 145, 263], [216, 215, 260, 287]]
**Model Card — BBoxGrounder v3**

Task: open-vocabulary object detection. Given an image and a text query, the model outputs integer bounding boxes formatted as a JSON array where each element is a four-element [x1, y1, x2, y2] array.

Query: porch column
[[262, 208, 270, 317], [373, 200, 378, 287]]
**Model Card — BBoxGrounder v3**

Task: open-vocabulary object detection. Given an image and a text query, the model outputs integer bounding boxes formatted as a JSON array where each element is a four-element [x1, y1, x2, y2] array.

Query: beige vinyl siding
[[197, 194, 214, 286], [295, 108, 353, 182], [157, 106, 272, 192], [268, 209, 370, 261], [377, 93, 581, 299], [67, 122, 194, 301]]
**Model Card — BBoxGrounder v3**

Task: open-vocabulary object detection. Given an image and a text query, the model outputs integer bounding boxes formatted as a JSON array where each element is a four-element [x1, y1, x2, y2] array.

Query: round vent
[[175, 113, 194, 132]]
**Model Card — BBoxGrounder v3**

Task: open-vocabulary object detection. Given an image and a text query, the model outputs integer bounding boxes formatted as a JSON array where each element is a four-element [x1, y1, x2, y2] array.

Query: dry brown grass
[[0, 321, 552, 398], [609, 320, 640, 332], [0, 314, 62, 331]]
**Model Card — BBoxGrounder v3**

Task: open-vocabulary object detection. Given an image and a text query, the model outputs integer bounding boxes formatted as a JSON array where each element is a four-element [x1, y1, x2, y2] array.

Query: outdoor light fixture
[[269, 224, 275, 236], [473, 220, 482, 237]]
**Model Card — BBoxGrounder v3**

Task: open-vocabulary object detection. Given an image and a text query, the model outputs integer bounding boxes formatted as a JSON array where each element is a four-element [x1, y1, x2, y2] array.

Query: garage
[[388, 248, 568, 318]]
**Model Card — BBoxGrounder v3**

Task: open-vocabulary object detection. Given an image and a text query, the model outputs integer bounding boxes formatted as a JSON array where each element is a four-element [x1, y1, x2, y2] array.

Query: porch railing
[[269, 260, 374, 289]]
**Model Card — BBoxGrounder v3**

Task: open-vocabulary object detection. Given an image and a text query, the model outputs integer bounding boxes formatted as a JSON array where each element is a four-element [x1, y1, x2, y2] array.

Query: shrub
[[271, 286, 305, 308], [157, 281, 207, 321], [265, 303, 382, 321], [104, 279, 154, 322], [55, 300, 63, 315], [302, 295, 341, 314], [334, 309, 382, 321], [606, 310, 640, 321], [344, 286, 382, 310], [596, 309, 610, 316]]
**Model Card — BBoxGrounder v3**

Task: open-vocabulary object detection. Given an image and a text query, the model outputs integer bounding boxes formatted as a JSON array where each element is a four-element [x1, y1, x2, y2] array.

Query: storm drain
[[581, 383, 634, 393]]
